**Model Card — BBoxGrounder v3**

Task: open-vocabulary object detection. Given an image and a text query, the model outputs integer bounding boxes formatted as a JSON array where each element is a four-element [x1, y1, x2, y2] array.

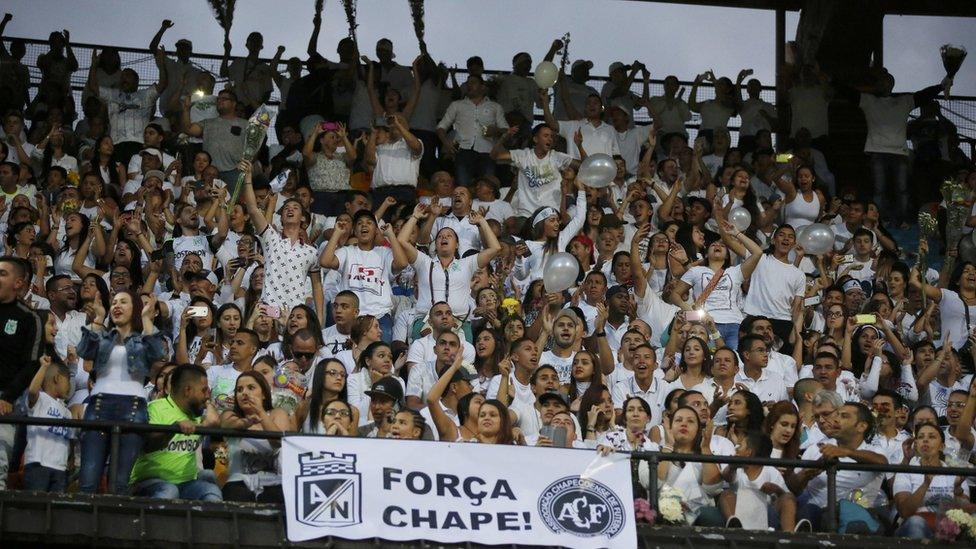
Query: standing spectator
[[0, 256, 44, 490], [494, 43, 558, 124], [491, 124, 580, 218], [437, 75, 508, 187], [553, 60, 599, 121], [648, 75, 692, 141], [320, 210, 408, 342], [689, 70, 748, 138], [86, 47, 169, 164], [542, 88, 618, 161], [303, 122, 356, 216], [742, 226, 806, 350], [366, 114, 423, 206], [0, 14, 30, 113], [373, 39, 414, 101], [149, 20, 203, 116], [220, 32, 275, 111], [36, 29, 78, 95], [737, 79, 777, 153], [77, 291, 164, 494], [182, 89, 247, 183], [23, 355, 72, 492], [129, 364, 222, 501], [600, 61, 647, 124], [240, 160, 323, 317]]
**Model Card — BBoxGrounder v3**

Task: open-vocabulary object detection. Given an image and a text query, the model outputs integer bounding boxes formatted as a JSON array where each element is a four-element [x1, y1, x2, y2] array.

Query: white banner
[[282, 436, 637, 548]]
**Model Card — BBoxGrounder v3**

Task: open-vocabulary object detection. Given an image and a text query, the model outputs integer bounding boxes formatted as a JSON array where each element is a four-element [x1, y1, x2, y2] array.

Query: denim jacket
[[77, 327, 165, 381]]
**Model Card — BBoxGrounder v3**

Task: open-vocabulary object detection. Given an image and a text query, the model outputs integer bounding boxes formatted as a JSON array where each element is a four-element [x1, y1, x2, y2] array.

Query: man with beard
[[45, 275, 86, 362], [539, 309, 582, 384], [130, 364, 221, 501]]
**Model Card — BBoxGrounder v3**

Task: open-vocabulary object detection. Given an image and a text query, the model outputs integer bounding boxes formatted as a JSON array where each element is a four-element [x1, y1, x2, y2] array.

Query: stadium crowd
[[0, 11, 974, 539]]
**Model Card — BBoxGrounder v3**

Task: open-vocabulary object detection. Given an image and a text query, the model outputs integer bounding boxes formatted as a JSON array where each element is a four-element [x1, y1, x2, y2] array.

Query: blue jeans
[[869, 152, 909, 225], [378, 313, 394, 344], [454, 149, 495, 187], [79, 394, 147, 494], [716, 323, 740, 351], [133, 477, 222, 502], [23, 462, 67, 492], [895, 515, 933, 539]]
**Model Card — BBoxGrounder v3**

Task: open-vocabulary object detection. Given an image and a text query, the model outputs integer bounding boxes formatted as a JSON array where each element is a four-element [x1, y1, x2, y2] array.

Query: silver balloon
[[577, 153, 616, 188], [728, 207, 752, 231], [797, 223, 835, 255], [543, 252, 580, 293], [533, 61, 559, 89]]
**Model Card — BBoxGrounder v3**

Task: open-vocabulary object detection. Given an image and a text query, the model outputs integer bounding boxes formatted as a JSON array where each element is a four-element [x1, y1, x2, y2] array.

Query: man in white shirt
[[374, 38, 414, 100], [321, 291, 359, 357], [45, 275, 86, 362], [486, 338, 539, 407], [792, 402, 887, 532], [406, 330, 467, 409], [540, 310, 581, 384], [611, 343, 665, 427], [741, 227, 806, 352], [735, 335, 789, 404], [437, 75, 508, 186], [812, 352, 861, 403], [542, 88, 619, 161], [366, 114, 424, 205], [490, 124, 579, 218], [742, 316, 799, 391], [609, 106, 652, 175]]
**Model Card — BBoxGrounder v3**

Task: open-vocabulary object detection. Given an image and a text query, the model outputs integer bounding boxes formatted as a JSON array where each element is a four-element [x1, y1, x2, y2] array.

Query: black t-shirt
[[0, 299, 43, 402]]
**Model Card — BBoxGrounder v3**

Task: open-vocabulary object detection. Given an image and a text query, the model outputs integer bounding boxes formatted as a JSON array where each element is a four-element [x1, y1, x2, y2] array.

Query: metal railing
[[1, 413, 975, 536]]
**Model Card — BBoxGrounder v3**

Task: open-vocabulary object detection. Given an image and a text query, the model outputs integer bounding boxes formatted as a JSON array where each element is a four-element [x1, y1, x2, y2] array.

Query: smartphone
[[150, 248, 166, 262], [685, 310, 705, 322], [550, 426, 568, 448], [775, 153, 794, 163], [854, 314, 876, 325], [804, 295, 821, 307], [187, 306, 209, 318], [839, 254, 854, 263], [259, 303, 281, 319]]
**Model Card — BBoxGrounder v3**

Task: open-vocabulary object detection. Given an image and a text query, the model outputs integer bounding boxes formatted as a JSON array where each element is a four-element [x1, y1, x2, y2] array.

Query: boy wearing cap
[[553, 59, 599, 121], [358, 376, 404, 438]]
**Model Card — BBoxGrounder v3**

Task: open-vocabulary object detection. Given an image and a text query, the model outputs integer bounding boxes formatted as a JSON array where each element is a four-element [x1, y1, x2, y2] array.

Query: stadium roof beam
[[620, 0, 976, 18]]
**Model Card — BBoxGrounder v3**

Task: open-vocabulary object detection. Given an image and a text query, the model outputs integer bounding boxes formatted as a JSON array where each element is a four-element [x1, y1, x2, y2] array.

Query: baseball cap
[[538, 389, 570, 407], [450, 365, 479, 384], [365, 376, 404, 404], [608, 62, 630, 74], [606, 106, 629, 119], [140, 148, 163, 161], [175, 38, 192, 47], [554, 309, 581, 327], [571, 59, 593, 71]]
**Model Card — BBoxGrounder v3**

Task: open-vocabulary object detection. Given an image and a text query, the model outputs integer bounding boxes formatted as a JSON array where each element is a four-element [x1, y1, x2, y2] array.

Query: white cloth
[[859, 93, 915, 156], [679, 265, 746, 324], [99, 86, 158, 144], [436, 98, 507, 154], [797, 439, 886, 507], [411, 253, 479, 317], [742, 254, 806, 321], [372, 139, 422, 188], [557, 119, 619, 160], [405, 334, 476, 367], [333, 245, 396, 317], [91, 345, 147, 398]]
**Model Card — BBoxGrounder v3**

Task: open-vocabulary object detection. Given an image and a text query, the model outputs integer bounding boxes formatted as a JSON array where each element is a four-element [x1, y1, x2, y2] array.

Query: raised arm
[[319, 219, 347, 270], [426, 351, 465, 441], [307, 10, 322, 58], [688, 72, 706, 113], [401, 56, 423, 121], [239, 160, 268, 235], [149, 19, 172, 53], [302, 124, 323, 167], [472, 211, 501, 268], [396, 204, 426, 265], [539, 88, 559, 130], [489, 126, 518, 163], [270, 45, 287, 87]]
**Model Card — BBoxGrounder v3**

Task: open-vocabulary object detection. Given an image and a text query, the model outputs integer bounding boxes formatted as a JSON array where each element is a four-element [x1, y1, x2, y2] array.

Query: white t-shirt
[[509, 148, 573, 217], [892, 457, 957, 514], [405, 334, 476, 367], [485, 371, 534, 407], [539, 349, 576, 385], [472, 199, 514, 224], [615, 125, 652, 175], [207, 364, 245, 413], [172, 234, 215, 271], [938, 290, 976, 351], [859, 93, 915, 156], [557, 119, 619, 160], [334, 245, 396, 317], [680, 265, 745, 324], [742, 255, 806, 321], [738, 98, 776, 137], [25, 391, 73, 470]]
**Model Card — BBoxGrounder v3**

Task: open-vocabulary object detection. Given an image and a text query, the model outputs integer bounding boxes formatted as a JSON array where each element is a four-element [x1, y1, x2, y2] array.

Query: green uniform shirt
[[129, 397, 201, 485]]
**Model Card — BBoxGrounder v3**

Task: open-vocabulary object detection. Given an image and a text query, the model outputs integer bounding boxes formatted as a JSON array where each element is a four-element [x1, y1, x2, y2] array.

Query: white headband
[[532, 207, 558, 227]]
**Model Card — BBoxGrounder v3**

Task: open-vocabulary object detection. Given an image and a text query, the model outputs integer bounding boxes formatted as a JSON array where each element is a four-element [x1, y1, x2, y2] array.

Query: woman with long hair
[[501, 316, 526, 346], [567, 350, 602, 412], [665, 336, 713, 393], [514, 178, 586, 289], [578, 384, 614, 444], [302, 121, 357, 215], [318, 399, 357, 437], [35, 127, 78, 179], [674, 222, 706, 265], [348, 341, 403, 425], [212, 303, 243, 364], [298, 358, 357, 433], [175, 297, 217, 367], [596, 396, 656, 452], [472, 327, 505, 393], [50, 211, 94, 281], [267, 304, 324, 362], [335, 315, 381, 374], [220, 372, 292, 503], [717, 390, 765, 445], [77, 290, 164, 494], [722, 168, 763, 232], [89, 135, 125, 190], [763, 401, 801, 461], [474, 399, 517, 445]]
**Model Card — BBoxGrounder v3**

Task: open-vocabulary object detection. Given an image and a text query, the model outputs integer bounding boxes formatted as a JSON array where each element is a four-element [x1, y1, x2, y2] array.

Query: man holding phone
[[358, 377, 403, 438], [535, 410, 587, 449]]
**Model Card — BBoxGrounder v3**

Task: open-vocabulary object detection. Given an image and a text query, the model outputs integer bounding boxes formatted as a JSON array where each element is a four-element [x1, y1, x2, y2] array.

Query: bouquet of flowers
[[941, 177, 971, 273], [501, 297, 521, 317], [657, 485, 690, 525], [226, 106, 271, 213], [634, 498, 657, 525], [66, 170, 80, 187], [941, 44, 967, 98], [937, 509, 976, 542]]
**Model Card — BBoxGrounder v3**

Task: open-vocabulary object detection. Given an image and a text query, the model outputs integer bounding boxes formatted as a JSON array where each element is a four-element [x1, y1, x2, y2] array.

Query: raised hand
[[161, 19, 174, 30]]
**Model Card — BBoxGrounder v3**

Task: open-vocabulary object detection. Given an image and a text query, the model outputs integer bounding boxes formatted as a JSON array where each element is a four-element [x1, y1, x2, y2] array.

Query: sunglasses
[[293, 352, 316, 360]]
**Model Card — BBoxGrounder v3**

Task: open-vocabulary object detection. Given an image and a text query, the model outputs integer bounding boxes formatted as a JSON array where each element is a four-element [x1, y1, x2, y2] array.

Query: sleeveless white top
[[783, 191, 820, 229]]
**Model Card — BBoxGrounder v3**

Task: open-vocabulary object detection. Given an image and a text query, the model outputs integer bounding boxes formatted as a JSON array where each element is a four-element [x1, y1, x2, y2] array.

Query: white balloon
[[533, 61, 559, 89], [577, 153, 617, 188], [728, 207, 752, 232], [797, 223, 835, 255], [543, 252, 580, 293]]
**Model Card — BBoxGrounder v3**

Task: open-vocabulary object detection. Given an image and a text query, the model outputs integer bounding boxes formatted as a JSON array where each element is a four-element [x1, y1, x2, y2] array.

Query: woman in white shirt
[[513, 180, 587, 289], [51, 212, 97, 282], [664, 337, 714, 395], [777, 164, 824, 230], [893, 423, 974, 539], [911, 249, 976, 353], [671, 216, 763, 349]]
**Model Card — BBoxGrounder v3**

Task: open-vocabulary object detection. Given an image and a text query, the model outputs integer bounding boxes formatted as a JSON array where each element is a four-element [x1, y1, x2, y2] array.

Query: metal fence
[[1, 413, 974, 537], [5, 35, 975, 155]]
